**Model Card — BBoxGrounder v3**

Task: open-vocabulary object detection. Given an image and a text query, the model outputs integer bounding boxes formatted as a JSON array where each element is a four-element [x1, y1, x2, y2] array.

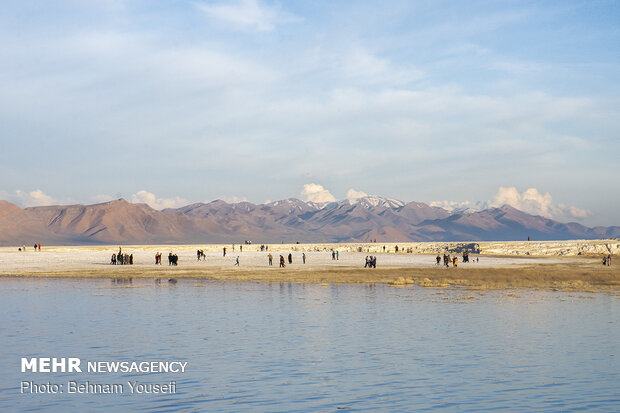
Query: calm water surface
[[0, 277, 618, 412]]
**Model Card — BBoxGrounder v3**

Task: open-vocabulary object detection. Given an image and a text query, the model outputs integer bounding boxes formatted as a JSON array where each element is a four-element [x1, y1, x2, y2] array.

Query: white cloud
[[130, 190, 189, 210], [489, 186, 590, 220], [0, 189, 73, 207], [342, 48, 424, 86], [431, 186, 591, 221], [569, 206, 590, 219], [346, 188, 368, 201], [301, 183, 336, 203], [14, 189, 60, 207], [197, 0, 297, 32], [490, 187, 550, 216]]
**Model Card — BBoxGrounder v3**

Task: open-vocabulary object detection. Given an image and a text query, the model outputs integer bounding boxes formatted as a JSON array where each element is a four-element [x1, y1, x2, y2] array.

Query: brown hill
[[0, 199, 224, 245], [0, 196, 618, 245]]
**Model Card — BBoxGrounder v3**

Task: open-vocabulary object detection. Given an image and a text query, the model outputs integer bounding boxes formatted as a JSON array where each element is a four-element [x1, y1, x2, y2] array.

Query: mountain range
[[0, 196, 618, 245]]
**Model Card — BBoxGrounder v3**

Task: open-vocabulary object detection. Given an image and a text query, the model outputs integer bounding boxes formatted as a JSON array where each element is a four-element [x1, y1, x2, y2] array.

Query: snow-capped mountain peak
[[346, 195, 405, 209]]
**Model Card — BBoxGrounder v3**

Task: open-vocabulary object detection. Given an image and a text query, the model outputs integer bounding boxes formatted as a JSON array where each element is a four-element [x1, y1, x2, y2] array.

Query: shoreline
[[2, 262, 618, 293], [1, 242, 617, 293]]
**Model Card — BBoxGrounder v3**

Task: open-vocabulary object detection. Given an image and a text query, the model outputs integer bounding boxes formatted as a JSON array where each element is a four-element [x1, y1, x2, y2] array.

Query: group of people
[[603, 255, 612, 266], [111, 253, 133, 265], [462, 251, 470, 263], [18, 244, 42, 252], [436, 252, 478, 267], [168, 253, 179, 266], [364, 256, 377, 268], [154, 251, 179, 265], [437, 254, 457, 267], [379, 245, 400, 253], [268, 252, 306, 267], [105, 244, 614, 273]]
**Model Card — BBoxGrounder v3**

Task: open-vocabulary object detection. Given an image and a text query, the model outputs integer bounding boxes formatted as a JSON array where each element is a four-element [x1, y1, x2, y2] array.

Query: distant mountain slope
[[164, 196, 619, 242], [411, 205, 615, 241], [0, 196, 618, 245], [0, 199, 223, 245]]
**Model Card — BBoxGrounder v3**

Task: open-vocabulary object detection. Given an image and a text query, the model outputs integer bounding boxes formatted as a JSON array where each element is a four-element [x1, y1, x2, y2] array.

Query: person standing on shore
[[302, 253, 306, 264], [268, 253, 273, 266], [235, 256, 239, 266]]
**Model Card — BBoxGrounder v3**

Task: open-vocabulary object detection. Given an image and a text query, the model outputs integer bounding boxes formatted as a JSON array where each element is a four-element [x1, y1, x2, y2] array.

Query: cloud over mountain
[[432, 186, 591, 222], [130, 190, 189, 210], [0, 189, 72, 207], [301, 183, 336, 203], [346, 189, 368, 201], [489, 186, 590, 221]]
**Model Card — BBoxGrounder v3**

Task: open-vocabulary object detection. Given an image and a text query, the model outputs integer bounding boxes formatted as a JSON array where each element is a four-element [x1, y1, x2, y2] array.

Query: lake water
[[0, 277, 618, 412]]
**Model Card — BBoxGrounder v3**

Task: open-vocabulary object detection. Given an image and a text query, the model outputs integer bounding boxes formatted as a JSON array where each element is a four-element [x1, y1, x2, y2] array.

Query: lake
[[0, 277, 618, 411]]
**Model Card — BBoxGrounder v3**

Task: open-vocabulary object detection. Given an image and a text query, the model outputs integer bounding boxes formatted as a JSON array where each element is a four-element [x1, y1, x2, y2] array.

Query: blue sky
[[0, 0, 618, 225]]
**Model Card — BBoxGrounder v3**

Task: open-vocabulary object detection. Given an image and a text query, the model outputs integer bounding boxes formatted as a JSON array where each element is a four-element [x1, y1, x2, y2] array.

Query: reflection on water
[[0, 278, 618, 411]]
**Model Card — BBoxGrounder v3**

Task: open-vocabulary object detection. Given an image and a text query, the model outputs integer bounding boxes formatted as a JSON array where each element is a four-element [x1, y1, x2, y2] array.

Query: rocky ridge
[[0, 195, 618, 245]]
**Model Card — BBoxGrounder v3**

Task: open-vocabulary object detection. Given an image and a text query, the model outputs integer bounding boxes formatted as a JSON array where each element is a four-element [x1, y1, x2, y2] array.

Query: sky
[[0, 0, 618, 225]]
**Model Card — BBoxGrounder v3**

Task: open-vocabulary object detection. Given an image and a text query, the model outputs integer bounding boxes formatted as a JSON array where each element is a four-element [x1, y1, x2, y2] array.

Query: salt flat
[[0, 246, 564, 272], [0, 241, 617, 292]]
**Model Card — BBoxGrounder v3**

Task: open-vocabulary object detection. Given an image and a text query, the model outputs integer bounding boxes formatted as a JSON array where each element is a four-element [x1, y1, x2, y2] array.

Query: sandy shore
[[1, 243, 617, 292]]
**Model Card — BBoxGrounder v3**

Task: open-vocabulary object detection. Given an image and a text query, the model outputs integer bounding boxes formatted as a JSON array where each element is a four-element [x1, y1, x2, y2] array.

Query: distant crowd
[[364, 256, 377, 268], [102, 245, 618, 271], [18, 244, 42, 252], [267, 252, 307, 267], [436, 252, 478, 267], [111, 248, 133, 265]]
